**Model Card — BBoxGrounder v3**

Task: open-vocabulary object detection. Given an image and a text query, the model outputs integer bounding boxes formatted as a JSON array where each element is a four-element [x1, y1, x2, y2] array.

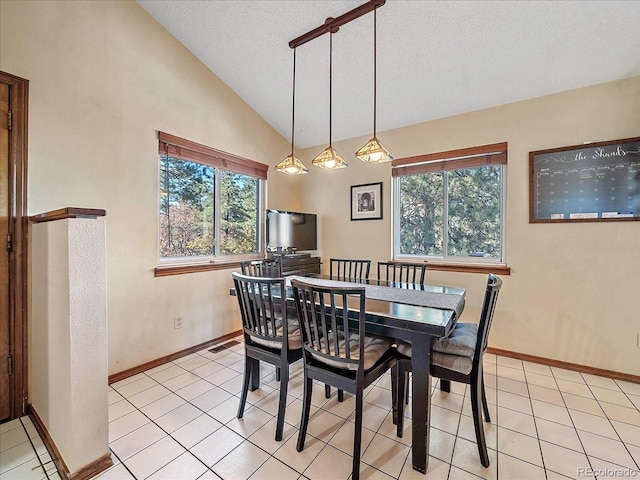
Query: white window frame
[[391, 143, 508, 267], [157, 132, 267, 266]]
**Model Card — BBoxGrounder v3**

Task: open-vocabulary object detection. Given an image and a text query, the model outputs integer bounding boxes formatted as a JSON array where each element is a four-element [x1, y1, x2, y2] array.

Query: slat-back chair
[[395, 274, 502, 467], [240, 258, 281, 277], [329, 258, 371, 280], [377, 261, 426, 285], [232, 272, 302, 441], [291, 278, 399, 480]]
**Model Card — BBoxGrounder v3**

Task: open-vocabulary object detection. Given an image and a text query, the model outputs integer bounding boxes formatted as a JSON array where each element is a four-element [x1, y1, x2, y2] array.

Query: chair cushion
[[395, 322, 478, 358], [396, 340, 412, 357], [249, 316, 302, 350], [432, 322, 478, 357], [396, 342, 473, 375], [310, 333, 392, 371], [396, 322, 478, 376], [432, 352, 473, 375]]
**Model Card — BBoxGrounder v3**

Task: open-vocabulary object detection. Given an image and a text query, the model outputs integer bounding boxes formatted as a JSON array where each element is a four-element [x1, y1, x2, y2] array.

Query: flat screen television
[[266, 209, 317, 252]]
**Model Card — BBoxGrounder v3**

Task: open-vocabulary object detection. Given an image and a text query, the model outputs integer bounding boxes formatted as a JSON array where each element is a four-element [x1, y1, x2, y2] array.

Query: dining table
[[232, 273, 466, 474]]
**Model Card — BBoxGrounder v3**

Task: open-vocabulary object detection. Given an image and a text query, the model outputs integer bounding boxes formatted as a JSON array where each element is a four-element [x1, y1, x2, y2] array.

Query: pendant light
[[276, 47, 309, 175], [312, 30, 348, 170], [355, 7, 393, 163]]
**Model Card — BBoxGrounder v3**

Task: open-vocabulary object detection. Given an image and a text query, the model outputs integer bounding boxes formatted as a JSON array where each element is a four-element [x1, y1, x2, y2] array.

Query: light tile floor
[[2, 338, 639, 479], [0, 416, 60, 480]]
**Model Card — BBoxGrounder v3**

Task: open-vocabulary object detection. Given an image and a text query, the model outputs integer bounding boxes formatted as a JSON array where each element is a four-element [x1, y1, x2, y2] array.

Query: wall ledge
[[29, 207, 106, 223]]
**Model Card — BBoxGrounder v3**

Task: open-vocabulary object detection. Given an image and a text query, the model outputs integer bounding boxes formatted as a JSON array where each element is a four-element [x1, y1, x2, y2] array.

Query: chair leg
[[249, 358, 261, 391], [352, 388, 363, 480], [237, 354, 252, 418], [390, 365, 398, 425], [297, 371, 313, 452], [481, 375, 491, 422], [325, 385, 344, 401], [404, 371, 410, 405], [470, 375, 490, 467], [439, 379, 451, 392], [275, 364, 288, 441], [396, 363, 406, 438]]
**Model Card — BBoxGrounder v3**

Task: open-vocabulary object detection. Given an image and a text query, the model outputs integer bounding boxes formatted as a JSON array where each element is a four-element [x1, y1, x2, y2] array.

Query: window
[[158, 132, 267, 263], [392, 143, 507, 265]]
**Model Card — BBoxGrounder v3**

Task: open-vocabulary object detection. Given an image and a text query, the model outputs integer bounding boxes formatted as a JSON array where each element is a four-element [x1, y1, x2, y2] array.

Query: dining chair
[[395, 273, 502, 467], [240, 258, 282, 277], [291, 278, 400, 480], [329, 258, 371, 280], [377, 261, 426, 285], [232, 272, 302, 441]]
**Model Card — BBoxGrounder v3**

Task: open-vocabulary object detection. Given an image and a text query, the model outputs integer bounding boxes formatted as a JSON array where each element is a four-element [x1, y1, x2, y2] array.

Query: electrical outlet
[[174, 316, 183, 329]]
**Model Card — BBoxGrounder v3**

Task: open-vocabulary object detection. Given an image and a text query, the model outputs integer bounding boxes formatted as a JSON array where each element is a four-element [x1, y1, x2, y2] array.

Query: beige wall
[[31, 218, 108, 474], [271, 76, 640, 376], [0, 0, 290, 375], [2, 0, 638, 388]]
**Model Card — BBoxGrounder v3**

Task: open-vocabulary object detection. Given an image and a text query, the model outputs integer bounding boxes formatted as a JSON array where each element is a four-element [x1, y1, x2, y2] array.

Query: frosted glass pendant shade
[[312, 146, 348, 170], [356, 137, 393, 163], [275, 154, 309, 175]]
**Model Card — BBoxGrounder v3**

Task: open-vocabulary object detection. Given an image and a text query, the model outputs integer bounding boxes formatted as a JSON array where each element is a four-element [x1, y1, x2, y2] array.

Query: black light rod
[[288, 0, 385, 49]]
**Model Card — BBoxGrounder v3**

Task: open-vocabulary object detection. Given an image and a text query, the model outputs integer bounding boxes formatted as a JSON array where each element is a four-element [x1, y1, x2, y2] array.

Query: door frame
[[1, 71, 28, 419]]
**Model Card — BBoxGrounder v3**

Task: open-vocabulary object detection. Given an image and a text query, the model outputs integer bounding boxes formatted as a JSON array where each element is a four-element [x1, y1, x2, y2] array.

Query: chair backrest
[[329, 258, 371, 280], [377, 261, 426, 285], [240, 258, 281, 277], [232, 272, 289, 347], [474, 274, 503, 362], [291, 278, 366, 371]]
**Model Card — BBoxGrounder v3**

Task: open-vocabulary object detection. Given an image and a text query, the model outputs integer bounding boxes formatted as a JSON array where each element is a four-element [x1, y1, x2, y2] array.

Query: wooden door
[[0, 82, 9, 421], [0, 71, 27, 422]]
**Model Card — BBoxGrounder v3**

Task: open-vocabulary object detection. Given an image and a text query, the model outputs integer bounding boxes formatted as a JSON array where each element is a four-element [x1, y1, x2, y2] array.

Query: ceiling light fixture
[[275, 0, 386, 174], [276, 47, 309, 175], [355, 6, 393, 164], [312, 28, 347, 170]]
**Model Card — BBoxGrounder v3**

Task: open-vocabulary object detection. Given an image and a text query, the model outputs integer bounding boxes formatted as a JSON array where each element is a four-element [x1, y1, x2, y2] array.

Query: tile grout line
[[19, 417, 52, 480], [579, 372, 640, 471]]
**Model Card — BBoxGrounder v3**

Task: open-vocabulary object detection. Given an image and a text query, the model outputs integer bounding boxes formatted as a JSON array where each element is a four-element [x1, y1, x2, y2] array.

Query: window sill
[[155, 260, 241, 277], [425, 262, 511, 275]]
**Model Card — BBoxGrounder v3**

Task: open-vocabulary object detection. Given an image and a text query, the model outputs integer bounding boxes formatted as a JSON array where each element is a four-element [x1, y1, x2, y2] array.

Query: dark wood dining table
[[232, 274, 466, 474]]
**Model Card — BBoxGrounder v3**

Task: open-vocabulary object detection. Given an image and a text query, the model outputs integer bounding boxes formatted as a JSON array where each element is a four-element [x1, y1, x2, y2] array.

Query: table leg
[[411, 334, 432, 473]]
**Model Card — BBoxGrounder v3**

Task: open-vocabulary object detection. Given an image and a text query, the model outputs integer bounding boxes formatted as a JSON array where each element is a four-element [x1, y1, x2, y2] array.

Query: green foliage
[[399, 166, 502, 259], [159, 156, 258, 258], [447, 166, 501, 257], [219, 171, 258, 255], [399, 173, 443, 256]]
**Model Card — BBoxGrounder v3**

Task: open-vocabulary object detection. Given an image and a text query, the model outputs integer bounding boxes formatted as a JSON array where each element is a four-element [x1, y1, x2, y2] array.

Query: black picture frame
[[351, 182, 382, 221]]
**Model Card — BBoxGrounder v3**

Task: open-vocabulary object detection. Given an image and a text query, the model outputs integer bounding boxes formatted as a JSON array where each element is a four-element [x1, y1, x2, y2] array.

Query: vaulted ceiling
[[138, 0, 640, 149]]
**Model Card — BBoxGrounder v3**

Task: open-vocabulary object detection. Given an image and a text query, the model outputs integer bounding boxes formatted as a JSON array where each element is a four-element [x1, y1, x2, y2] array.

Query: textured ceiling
[[137, 0, 640, 150]]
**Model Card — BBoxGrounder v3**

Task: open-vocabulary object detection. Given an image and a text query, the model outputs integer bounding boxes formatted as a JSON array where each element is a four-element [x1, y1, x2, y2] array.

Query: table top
[[231, 274, 465, 339], [286, 274, 466, 338]]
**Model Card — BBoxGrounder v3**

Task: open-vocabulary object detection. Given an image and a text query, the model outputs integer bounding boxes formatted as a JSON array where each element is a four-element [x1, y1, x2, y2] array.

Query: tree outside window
[[159, 154, 261, 260], [394, 144, 506, 263]]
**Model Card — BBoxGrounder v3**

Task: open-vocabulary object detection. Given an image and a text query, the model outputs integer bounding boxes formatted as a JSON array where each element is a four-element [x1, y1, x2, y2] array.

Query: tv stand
[[277, 254, 320, 276]]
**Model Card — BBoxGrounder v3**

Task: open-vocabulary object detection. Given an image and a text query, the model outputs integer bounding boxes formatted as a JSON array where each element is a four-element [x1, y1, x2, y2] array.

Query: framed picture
[[351, 182, 382, 221]]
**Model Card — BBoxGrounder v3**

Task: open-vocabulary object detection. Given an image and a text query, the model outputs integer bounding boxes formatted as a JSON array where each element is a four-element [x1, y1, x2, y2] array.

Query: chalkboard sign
[[530, 137, 640, 223]]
